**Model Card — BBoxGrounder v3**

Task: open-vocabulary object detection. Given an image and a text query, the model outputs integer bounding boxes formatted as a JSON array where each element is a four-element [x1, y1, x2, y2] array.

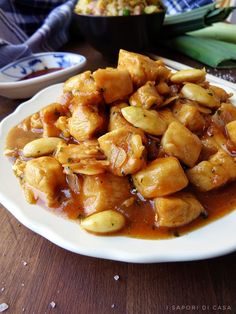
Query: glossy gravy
[[6, 124, 236, 239]]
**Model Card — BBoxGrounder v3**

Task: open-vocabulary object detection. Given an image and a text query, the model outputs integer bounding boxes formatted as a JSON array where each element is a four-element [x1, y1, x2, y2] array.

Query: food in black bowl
[[74, 0, 166, 58]]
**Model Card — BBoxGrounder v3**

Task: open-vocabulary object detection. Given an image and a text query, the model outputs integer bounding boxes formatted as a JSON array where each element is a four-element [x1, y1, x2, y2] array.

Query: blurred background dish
[[74, 12, 166, 57], [0, 52, 86, 99], [73, 1, 235, 63], [75, 0, 164, 16]]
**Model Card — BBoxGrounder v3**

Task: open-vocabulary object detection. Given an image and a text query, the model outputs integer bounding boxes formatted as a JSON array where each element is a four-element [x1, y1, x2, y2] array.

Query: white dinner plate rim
[[1, 65, 236, 263]]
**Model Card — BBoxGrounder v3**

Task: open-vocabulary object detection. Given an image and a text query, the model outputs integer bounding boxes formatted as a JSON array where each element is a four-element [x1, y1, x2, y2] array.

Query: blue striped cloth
[[0, 0, 214, 68], [163, 0, 214, 15], [0, 0, 77, 68]]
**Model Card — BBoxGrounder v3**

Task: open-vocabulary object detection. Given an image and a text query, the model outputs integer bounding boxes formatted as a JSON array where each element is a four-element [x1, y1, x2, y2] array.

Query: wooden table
[[1, 42, 236, 314]]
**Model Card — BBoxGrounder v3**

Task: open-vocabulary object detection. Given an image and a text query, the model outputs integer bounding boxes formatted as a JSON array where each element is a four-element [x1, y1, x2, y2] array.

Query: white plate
[[0, 69, 236, 263]]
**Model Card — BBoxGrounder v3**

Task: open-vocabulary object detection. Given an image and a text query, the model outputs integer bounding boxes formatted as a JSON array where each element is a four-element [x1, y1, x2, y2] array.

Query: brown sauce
[[5, 120, 236, 240], [6, 125, 41, 151], [59, 179, 236, 239], [20, 68, 63, 80]]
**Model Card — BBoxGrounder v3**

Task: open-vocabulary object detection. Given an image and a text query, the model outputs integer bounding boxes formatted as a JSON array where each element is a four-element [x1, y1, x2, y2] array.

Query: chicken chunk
[[226, 121, 236, 144], [82, 173, 131, 215], [212, 102, 236, 127], [129, 81, 163, 109], [68, 104, 106, 141], [209, 85, 232, 103], [63, 71, 103, 106], [161, 121, 202, 167], [13, 159, 26, 178], [156, 81, 170, 95], [154, 192, 204, 228], [187, 162, 225, 192], [98, 127, 146, 176], [200, 137, 219, 160], [40, 103, 68, 137], [55, 140, 104, 164], [202, 124, 227, 155], [132, 157, 188, 198], [93, 68, 133, 103], [118, 49, 170, 87], [108, 103, 132, 131], [55, 116, 70, 138], [64, 71, 91, 93], [55, 141, 109, 175], [172, 101, 205, 133], [24, 157, 66, 207], [200, 120, 234, 159], [187, 150, 236, 191]]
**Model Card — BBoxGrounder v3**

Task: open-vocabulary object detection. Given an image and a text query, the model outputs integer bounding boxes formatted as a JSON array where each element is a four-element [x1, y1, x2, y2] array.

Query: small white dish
[[0, 52, 86, 99]]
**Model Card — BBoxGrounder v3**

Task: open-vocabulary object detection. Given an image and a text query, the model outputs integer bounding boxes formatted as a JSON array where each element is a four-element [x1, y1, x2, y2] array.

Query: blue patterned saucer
[[0, 52, 86, 99]]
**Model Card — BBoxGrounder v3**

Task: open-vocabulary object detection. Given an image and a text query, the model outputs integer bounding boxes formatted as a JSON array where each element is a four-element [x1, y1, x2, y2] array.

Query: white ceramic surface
[[0, 52, 86, 99], [0, 71, 236, 263]]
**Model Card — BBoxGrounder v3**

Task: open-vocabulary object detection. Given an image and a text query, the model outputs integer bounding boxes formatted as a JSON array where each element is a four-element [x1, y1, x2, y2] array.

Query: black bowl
[[74, 12, 166, 58]]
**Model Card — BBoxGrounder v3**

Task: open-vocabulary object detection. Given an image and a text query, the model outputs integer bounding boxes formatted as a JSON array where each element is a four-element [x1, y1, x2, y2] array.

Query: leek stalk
[[165, 35, 236, 68], [188, 22, 236, 44], [162, 3, 236, 37]]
